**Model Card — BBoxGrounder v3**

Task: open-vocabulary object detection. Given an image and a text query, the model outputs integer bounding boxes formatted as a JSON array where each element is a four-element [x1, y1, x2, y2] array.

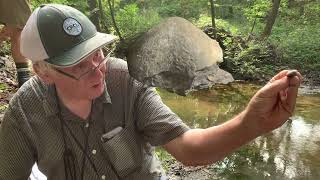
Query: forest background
[[26, 0, 320, 85], [1, 0, 319, 85], [0, 0, 319, 178]]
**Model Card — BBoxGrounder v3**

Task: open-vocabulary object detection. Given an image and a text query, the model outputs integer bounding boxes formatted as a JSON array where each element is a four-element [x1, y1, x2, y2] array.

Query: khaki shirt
[[0, 0, 31, 28], [0, 58, 190, 179]]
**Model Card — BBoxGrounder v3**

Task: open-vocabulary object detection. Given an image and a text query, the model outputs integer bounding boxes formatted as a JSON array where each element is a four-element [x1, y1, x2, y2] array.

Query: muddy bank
[[165, 161, 219, 180]]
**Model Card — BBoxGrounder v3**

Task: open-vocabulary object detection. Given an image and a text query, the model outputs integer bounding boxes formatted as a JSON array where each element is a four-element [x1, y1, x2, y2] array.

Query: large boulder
[[126, 17, 234, 95]]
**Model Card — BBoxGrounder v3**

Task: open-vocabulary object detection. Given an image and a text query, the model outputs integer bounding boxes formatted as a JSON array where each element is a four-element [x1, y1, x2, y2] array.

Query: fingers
[[277, 73, 301, 116], [279, 89, 293, 116], [285, 70, 301, 112], [259, 70, 302, 98], [287, 71, 302, 87], [286, 76, 300, 111], [268, 70, 302, 84], [261, 76, 290, 97], [268, 70, 289, 84]]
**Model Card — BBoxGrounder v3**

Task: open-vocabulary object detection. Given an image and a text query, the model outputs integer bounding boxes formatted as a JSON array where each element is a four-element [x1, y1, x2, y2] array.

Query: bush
[[270, 20, 320, 74], [115, 4, 161, 39]]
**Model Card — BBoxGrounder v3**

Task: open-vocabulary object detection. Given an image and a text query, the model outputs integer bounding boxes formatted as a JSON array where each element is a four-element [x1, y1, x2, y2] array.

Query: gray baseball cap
[[21, 4, 117, 67]]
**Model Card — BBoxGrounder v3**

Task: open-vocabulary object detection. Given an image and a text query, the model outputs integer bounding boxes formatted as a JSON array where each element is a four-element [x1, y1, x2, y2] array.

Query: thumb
[[286, 76, 300, 111]]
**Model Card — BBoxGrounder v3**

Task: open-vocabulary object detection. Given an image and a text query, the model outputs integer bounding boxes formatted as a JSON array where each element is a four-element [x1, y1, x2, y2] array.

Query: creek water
[[159, 83, 320, 179]]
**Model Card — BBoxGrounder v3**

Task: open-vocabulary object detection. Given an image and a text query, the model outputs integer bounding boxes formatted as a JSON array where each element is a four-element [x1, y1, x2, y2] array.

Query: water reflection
[[158, 83, 320, 179]]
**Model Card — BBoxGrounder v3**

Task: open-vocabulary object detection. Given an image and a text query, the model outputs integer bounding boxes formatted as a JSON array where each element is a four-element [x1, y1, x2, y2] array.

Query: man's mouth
[[92, 80, 103, 88]]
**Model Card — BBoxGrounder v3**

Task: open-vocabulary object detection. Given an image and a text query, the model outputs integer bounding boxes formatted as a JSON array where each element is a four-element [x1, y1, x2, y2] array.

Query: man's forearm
[[164, 110, 259, 166]]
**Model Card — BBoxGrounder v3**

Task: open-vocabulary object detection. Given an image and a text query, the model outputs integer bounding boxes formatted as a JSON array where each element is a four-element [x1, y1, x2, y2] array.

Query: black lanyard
[[55, 88, 99, 180]]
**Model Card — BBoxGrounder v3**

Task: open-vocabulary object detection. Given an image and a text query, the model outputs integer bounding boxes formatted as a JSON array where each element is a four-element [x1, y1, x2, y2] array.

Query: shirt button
[[85, 123, 89, 128], [92, 149, 97, 155], [101, 175, 106, 180]]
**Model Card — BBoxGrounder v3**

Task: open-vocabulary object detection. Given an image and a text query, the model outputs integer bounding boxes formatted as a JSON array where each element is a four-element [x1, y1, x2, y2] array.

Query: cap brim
[[45, 32, 117, 67]]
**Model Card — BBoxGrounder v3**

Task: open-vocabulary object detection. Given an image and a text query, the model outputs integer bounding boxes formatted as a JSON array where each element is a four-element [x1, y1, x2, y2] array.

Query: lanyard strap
[[55, 87, 99, 179]]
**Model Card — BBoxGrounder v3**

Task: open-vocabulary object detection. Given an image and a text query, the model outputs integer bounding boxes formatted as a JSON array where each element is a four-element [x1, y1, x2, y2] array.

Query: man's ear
[[33, 64, 54, 85]]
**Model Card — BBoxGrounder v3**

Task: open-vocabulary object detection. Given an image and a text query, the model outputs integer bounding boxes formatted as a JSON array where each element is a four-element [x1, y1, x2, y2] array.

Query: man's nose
[[91, 63, 106, 78], [90, 58, 100, 68], [89, 56, 102, 70]]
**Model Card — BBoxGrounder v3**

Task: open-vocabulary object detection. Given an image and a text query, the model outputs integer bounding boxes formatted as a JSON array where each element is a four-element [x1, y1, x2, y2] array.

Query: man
[[0, 0, 32, 87], [0, 4, 301, 180]]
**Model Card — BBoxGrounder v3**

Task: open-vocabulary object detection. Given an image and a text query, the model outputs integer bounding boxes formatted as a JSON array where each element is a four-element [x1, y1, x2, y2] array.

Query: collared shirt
[[0, 58, 190, 180]]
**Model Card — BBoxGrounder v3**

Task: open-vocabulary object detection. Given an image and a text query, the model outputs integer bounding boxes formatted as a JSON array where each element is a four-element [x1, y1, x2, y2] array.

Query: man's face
[[50, 49, 108, 100]]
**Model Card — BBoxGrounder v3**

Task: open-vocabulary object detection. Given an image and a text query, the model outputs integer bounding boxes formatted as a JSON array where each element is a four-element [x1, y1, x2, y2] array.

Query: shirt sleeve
[[0, 106, 35, 179], [135, 87, 190, 146]]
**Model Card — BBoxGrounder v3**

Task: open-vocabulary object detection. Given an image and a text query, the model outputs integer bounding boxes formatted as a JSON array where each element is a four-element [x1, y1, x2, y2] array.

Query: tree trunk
[[247, 17, 257, 42], [107, 0, 124, 42], [261, 0, 281, 40], [209, 0, 217, 39], [97, 0, 110, 33], [87, 0, 101, 31]]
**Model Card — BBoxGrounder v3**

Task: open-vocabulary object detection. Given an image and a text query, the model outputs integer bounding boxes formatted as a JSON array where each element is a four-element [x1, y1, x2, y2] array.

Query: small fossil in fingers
[[287, 70, 298, 78]]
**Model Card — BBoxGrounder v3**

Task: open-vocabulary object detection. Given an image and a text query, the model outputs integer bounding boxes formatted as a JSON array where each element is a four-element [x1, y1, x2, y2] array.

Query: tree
[[87, 0, 101, 31], [209, 0, 217, 39], [261, 0, 281, 39], [107, 0, 124, 42], [97, 0, 110, 33]]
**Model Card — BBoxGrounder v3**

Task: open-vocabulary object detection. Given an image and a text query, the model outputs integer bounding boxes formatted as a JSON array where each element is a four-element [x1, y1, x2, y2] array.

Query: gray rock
[[127, 17, 233, 95], [192, 64, 234, 92]]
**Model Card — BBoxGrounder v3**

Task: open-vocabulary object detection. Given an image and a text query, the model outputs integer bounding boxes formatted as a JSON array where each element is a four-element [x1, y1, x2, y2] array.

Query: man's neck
[[56, 88, 92, 120]]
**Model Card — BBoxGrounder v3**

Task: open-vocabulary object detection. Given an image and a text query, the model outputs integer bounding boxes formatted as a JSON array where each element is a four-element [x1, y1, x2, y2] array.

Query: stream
[[159, 83, 320, 180]]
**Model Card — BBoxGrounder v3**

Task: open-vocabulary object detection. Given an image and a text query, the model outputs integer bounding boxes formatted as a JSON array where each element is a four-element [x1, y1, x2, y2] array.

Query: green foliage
[[270, 21, 320, 72], [31, 0, 67, 10], [155, 0, 207, 20], [304, 2, 320, 21], [23, 0, 320, 84], [31, 0, 87, 13], [0, 42, 11, 56], [115, 3, 161, 39], [0, 83, 8, 92], [0, 83, 9, 112], [157, 0, 181, 17], [221, 38, 280, 81], [0, 104, 8, 112], [156, 148, 174, 172], [216, 19, 240, 35], [194, 14, 212, 27], [220, 0, 320, 83], [243, 0, 271, 23], [196, 14, 240, 35]]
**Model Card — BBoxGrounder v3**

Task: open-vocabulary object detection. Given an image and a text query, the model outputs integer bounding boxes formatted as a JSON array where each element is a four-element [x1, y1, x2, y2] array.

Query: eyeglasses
[[53, 48, 114, 80]]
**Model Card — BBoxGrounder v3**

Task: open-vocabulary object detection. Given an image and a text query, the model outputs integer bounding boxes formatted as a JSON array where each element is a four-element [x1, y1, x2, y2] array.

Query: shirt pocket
[[101, 127, 142, 178]]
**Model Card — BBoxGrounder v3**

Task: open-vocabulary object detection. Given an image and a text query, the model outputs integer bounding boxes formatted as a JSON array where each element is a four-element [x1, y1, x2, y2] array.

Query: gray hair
[[32, 60, 55, 75]]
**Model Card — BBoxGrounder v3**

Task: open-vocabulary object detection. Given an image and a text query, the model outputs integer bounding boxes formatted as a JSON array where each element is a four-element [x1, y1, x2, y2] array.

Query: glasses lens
[[54, 47, 114, 80], [77, 48, 114, 79]]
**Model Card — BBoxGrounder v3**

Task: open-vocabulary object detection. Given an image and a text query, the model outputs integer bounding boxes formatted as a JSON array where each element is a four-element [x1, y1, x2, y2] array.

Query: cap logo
[[63, 18, 82, 36]]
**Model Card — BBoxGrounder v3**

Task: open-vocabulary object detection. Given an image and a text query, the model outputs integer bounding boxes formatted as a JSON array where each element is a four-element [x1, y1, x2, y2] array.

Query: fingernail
[[287, 70, 298, 78]]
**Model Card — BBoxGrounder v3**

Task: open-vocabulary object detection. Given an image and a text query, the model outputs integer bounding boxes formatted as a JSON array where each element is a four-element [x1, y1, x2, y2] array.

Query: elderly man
[[0, 4, 301, 180]]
